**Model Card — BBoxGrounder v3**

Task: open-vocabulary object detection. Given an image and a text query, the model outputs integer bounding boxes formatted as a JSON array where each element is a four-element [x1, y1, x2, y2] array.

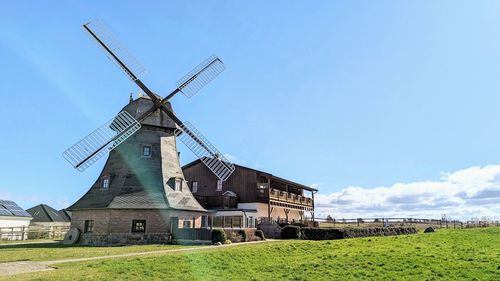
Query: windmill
[[63, 20, 235, 181]]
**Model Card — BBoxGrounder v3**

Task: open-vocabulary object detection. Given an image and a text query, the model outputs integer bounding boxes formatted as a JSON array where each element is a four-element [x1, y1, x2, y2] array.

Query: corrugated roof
[[27, 204, 67, 222], [0, 199, 31, 217]]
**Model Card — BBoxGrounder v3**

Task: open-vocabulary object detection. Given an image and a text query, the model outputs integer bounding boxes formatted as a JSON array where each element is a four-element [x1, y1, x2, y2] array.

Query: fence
[[0, 225, 70, 241], [172, 228, 212, 241], [316, 217, 500, 230]]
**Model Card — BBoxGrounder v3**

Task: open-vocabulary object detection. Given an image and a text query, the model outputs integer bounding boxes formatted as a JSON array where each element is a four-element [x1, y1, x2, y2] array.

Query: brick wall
[[71, 209, 206, 234]]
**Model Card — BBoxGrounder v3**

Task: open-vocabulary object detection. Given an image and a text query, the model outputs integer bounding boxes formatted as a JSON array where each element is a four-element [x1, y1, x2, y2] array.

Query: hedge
[[281, 225, 302, 239], [255, 230, 265, 240], [300, 227, 418, 240]]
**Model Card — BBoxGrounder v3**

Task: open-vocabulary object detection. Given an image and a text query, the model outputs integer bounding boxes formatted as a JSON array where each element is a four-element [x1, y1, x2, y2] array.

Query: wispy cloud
[[223, 153, 247, 165], [309, 182, 324, 189], [315, 165, 500, 220]]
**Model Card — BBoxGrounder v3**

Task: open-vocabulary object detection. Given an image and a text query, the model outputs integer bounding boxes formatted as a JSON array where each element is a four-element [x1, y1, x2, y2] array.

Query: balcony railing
[[267, 188, 313, 207]]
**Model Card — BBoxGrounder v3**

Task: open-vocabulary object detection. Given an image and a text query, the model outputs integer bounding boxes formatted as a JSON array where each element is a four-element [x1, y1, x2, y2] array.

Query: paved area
[[0, 240, 276, 277], [0, 261, 55, 276], [0, 240, 60, 247]]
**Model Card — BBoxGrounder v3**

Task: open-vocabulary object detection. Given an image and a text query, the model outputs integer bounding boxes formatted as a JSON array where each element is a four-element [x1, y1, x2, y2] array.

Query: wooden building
[[68, 96, 207, 245], [183, 161, 317, 226]]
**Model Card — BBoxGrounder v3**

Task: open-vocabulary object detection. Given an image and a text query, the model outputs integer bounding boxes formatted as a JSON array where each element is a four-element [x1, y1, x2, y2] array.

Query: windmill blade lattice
[[63, 111, 141, 172], [175, 122, 235, 181], [176, 55, 225, 98], [84, 20, 147, 81]]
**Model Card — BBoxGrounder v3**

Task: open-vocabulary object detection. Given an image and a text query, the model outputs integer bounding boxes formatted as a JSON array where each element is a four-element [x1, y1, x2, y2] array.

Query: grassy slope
[[0, 243, 186, 262], [7, 227, 500, 281]]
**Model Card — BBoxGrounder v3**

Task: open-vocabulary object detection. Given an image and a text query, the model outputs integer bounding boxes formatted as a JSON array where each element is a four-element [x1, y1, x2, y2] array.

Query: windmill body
[[63, 20, 235, 244], [68, 96, 208, 244]]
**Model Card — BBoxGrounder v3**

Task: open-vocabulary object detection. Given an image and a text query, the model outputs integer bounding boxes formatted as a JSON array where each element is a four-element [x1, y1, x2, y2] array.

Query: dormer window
[[142, 145, 152, 157], [192, 181, 198, 193], [216, 179, 222, 191], [102, 176, 110, 189], [175, 179, 182, 192]]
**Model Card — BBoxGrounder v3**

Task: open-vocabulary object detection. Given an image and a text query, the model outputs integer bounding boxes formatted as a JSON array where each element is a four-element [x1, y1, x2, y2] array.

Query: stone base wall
[[71, 208, 206, 245]]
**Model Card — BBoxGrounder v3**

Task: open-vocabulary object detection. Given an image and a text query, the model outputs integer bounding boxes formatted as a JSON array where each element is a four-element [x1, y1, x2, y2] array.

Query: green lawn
[[6, 227, 500, 281], [0, 243, 187, 263]]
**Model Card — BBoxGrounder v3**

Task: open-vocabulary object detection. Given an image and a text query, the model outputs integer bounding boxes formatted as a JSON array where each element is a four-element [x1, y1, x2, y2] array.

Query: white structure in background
[[0, 199, 32, 240]]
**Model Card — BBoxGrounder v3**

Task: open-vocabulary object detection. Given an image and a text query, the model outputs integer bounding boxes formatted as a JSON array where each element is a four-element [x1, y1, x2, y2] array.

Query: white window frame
[[102, 176, 110, 189], [216, 179, 222, 191], [192, 181, 198, 193], [175, 179, 182, 192], [142, 145, 152, 158]]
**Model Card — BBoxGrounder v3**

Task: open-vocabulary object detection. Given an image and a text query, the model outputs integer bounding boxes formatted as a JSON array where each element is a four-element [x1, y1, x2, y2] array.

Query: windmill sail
[[63, 111, 141, 171], [174, 122, 235, 181], [176, 55, 225, 98], [83, 20, 147, 81]]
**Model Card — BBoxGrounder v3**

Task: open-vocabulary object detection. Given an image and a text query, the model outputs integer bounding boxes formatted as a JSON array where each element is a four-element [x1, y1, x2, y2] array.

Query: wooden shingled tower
[[63, 20, 235, 245], [68, 97, 207, 244]]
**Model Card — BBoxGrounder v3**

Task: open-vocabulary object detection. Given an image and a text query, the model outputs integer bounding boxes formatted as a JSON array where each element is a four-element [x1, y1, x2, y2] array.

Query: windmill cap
[[120, 95, 178, 129]]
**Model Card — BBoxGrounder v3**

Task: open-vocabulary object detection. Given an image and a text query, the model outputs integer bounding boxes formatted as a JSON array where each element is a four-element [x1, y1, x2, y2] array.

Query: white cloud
[[309, 182, 324, 189], [315, 165, 500, 221], [223, 153, 247, 165]]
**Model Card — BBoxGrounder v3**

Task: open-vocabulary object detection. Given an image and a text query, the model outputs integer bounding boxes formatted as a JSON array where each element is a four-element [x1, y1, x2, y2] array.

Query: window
[[175, 179, 182, 192], [142, 145, 152, 157], [131, 220, 146, 233], [183, 220, 191, 228], [84, 220, 94, 233], [247, 216, 255, 228], [216, 179, 222, 191], [213, 216, 223, 228], [232, 216, 242, 228], [223, 216, 232, 228], [102, 177, 110, 189], [192, 181, 198, 193]]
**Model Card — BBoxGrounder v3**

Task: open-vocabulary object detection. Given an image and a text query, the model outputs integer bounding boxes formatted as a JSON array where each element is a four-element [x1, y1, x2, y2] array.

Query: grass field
[[0, 243, 186, 263], [3, 227, 500, 280]]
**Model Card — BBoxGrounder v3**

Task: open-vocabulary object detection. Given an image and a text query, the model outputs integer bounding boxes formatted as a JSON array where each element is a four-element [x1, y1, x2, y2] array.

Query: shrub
[[281, 225, 301, 239], [301, 228, 343, 240], [238, 230, 247, 242], [300, 227, 418, 240], [224, 239, 232, 244], [212, 229, 226, 244], [255, 230, 265, 240], [225, 230, 244, 243]]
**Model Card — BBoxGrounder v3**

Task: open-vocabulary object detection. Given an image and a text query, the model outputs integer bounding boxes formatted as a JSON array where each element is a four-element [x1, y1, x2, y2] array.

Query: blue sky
[[1, 1, 499, 219]]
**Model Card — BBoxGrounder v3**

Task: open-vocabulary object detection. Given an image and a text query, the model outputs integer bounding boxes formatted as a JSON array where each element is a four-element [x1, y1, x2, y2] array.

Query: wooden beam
[[267, 177, 271, 220]]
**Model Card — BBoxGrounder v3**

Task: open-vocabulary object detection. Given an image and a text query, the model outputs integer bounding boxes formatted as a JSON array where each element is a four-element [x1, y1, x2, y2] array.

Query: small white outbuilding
[[0, 199, 32, 240]]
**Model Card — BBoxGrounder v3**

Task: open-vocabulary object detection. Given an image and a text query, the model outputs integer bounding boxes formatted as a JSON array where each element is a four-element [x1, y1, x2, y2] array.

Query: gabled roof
[[58, 209, 72, 222], [0, 199, 31, 218], [27, 204, 67, 222], [223, 190, 237, 197], [182, 160, 319, 192]]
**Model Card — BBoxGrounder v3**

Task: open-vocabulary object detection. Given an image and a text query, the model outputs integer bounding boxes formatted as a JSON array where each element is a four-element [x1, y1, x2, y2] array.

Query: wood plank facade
[[182, 160, 317, 223]]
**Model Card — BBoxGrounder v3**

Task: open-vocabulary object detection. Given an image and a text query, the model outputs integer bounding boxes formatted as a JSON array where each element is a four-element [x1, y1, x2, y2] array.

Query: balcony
[[267, 188, 313, 208]]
